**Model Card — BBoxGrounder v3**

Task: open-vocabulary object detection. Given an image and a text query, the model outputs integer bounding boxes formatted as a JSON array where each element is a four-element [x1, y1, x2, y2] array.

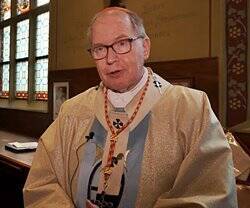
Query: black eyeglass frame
[[87, 35, 144, 60]]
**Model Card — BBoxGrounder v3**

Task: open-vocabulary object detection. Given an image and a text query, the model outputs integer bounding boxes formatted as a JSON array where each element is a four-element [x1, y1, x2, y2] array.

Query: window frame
[[0, 0, 49, 111]]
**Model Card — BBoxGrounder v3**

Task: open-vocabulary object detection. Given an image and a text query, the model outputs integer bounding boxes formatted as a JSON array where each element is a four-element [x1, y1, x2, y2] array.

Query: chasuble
[[23, 71, 237, 208]]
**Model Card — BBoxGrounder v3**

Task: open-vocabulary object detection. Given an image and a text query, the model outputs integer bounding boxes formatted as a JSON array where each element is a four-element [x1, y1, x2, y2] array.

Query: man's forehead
[[90, 8, 136, 44], [91, 12, 134, 39], [93, 10, 130, 26]]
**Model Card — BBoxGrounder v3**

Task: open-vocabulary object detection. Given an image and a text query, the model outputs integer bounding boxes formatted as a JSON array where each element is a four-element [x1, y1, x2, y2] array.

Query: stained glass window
[[0, 0, 11, 21], [35, 59, 48, 100], [0, 0, 49, 104], [37, 0, 50, 7], [17, 0, 30, 15], [16, 61, 28, 98], [0, 64, 10, 97], [0, 26, 10, 98], [36, 12, 49, 57], [3, 26, 10, 62], [16, 19, 29, 59]]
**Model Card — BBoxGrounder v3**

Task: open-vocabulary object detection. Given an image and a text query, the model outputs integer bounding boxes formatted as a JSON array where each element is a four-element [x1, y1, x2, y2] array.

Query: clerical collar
[[107, 67, 148, 108]]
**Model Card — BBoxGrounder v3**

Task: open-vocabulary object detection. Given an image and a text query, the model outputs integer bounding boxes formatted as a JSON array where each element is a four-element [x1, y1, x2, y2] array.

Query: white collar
[[107, 67, 148, 108]]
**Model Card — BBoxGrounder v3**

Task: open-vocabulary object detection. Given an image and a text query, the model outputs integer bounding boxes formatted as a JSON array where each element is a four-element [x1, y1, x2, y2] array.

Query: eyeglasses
[[88, 36, 144, 60]]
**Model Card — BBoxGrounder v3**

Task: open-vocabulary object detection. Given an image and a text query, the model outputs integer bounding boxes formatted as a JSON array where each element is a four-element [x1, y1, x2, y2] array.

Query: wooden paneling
[[233, 132, 250, 156], [0, 131, 34, 208], [0, 109, 50, 138], [0, 159, 28, 208], [146, 57, 219, 116]]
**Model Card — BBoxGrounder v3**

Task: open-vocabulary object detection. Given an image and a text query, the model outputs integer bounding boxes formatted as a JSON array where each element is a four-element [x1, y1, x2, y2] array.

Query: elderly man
[[23, 7, 237, 208]]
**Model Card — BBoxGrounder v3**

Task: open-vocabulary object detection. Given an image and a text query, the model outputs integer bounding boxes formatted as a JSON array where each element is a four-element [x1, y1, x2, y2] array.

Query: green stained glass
[[3, 26, 10, 62], [35, 58, 48, 92], [0, 0, 11, 21], [16, 19, 29, 59], [16, 61, 28, 92], [36, 12, 49, 57], [37, 0, 49, 7], [2, 64, 9, 91]]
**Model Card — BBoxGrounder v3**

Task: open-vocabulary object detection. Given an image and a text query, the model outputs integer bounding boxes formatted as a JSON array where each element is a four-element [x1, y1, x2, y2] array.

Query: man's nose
[[106, 47, 117, 64]]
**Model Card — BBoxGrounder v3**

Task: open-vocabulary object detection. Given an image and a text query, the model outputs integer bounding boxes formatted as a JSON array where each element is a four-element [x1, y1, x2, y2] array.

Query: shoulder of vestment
[[59, 86, 98, 117], [153, 84, 208, 117]]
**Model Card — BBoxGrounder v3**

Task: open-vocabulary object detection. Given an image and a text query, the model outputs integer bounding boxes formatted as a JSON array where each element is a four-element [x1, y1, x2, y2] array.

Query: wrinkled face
[[90, 11, 150, 92]]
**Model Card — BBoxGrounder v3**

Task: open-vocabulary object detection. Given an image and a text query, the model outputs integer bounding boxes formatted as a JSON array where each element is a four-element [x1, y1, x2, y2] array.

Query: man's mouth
[[108, 70, 122, 76]]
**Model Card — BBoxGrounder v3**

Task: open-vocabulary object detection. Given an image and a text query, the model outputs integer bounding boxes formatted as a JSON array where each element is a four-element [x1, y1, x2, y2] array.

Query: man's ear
[[143, 37, 151, 60]]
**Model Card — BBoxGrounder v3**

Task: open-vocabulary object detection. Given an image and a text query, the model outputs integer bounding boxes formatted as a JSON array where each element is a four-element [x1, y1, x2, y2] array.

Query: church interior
[[0, 0, 249, 207]]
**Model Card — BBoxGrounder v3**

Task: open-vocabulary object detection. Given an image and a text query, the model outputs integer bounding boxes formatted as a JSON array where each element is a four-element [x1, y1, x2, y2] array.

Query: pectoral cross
[[94, 192, 114, 208]]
